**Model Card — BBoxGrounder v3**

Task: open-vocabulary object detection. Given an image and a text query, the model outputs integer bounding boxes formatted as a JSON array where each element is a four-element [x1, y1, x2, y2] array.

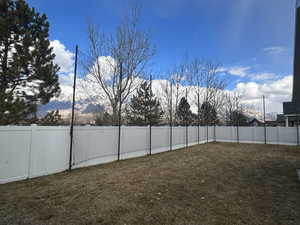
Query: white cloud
[[89, 56, 116, 81], [55, 74, 293, 114], [223, 66, 279, 81], [59, 73, 74, 86], [250, 72, 278, 81], [226, 66, 251, 77], [263, 46, 287, 56], [50, 40, 75, 73], [235, 75, 292, 113], [53, 52, 293, 116]]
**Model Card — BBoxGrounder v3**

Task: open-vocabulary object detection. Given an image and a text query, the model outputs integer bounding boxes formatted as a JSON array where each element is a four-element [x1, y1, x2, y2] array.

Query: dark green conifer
[[177, 97, 193, 126], [126, 81, 164, 126], [0, 0, 60, 125]]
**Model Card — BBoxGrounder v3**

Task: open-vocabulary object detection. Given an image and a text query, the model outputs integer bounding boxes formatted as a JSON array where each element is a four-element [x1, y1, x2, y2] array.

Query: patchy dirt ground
[[1, 143, 300, 225]]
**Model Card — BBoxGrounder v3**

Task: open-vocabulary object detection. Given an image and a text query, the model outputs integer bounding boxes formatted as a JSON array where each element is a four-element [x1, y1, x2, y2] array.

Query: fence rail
[[0, 125, 299, 184]]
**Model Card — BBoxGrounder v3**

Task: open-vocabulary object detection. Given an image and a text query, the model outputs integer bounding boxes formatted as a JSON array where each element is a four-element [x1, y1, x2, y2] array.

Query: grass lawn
[[1, 143, 300, 225]]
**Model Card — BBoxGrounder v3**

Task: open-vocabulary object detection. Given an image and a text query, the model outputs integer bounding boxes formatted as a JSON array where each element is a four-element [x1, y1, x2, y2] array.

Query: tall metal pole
[[214, 99, 216, 142], [236, 97, 239, 144], [185, 88, 188, 148], [263, 95, 267, 144], [296, 102, 299, 146], [117, 63, 123, 161], [293, 1, 299, 145], [197, 87, 200, 145], [170, 81, 173, 151], [149, 74, 152, 155], [206, 107, 209, 143], [69, 45, 78, 171]]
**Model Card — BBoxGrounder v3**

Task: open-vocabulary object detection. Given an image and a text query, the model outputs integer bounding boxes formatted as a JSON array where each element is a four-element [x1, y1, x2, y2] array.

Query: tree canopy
[[177, 97, 194, 126], [85, 5, 155, 125], [200, 101, 218, 125], [227, 110, 249, 126], [0, 0, 60, 125], [126, 81, 164, 126]]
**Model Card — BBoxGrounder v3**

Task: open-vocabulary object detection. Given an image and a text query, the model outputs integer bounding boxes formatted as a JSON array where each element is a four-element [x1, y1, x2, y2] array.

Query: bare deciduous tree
[[83, 5, 155, 125], [222, 92, 253, 126], [223, 92, 240, 125], [161, 58, 227, 126], [170, 61, 189, 125], [187, 58, 227, 125], [160, 78, 173, 123]]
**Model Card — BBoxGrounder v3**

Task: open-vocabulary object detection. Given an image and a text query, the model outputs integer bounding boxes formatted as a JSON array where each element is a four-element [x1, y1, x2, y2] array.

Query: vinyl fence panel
[[0, 127, 32, 183], [73, 126, 119, 168], [172, 127, 186, 150], [121, 126, 149, 159], [188, 126, 198, 146], [29, 126, 69, 178], [278, 127, 298, 145], [1, 125, 299, 184], [152, 126, 170, 153]]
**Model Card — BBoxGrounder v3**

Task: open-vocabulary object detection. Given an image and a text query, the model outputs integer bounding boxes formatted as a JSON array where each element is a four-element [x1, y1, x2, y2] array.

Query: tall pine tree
[[0, 0, 60, 125], [177, 97, 193, 126], [126, 81, 164, 126]]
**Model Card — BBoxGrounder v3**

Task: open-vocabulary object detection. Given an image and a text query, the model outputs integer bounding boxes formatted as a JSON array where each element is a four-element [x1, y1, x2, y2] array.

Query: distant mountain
[[38, 79, 267, 122], [37, 100, 71, 117], [82, 104, 104, 114], [37, 98, 105, 119]]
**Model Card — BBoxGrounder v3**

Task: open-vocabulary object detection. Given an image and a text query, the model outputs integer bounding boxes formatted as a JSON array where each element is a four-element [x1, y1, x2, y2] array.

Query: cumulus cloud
[[263, 46, 287, 56], [88, 56, 117, 81], [51, 48, 293, 115], [250, 72, 278, 81], [50, 40, 75, 73], [235, 75, 292, 113], [54, 73, 293, 117], [222, 66, 280, 82], [223, 66, 251, 77]]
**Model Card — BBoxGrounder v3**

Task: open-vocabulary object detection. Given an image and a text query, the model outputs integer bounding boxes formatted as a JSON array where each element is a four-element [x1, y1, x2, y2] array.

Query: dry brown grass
[[1, 143, 300, 225]]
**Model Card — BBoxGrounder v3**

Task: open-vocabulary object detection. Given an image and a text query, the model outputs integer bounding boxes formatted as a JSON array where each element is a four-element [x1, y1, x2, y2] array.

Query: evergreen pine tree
[[126, 81, 164, 126], [177, 97, 193, 126], [0, 0, 60, 125]]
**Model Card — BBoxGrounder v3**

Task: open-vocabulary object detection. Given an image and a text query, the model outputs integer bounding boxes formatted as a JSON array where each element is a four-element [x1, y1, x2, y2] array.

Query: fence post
[[149, 74, 152, 155], [185, 88, 188, 148], [197, 91, 200, 145], [117, 63, 123, 161], [236, 99, 239, 144], [263, 95, 267, 144], [206, 124, 209, 143], [69, 45, 78, 171], [214, 123, 216, 142], [236, 125, 239, 144], [170, 81, 173, 151], [295, 102, 299, 146], [277, 126, 280, 145], [149, 125, 152, 155]]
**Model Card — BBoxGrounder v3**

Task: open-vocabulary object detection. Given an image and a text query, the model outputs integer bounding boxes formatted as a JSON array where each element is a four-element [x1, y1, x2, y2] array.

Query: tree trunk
[[112, 106, 119, 126]]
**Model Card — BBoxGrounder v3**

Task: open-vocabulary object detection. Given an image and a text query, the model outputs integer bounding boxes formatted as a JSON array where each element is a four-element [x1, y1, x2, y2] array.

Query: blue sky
[[26, 0, 297, 112]]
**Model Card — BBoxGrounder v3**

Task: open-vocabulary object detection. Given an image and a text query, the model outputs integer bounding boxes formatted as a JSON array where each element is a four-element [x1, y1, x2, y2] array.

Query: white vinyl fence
[[0, 125, 299, 184]]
